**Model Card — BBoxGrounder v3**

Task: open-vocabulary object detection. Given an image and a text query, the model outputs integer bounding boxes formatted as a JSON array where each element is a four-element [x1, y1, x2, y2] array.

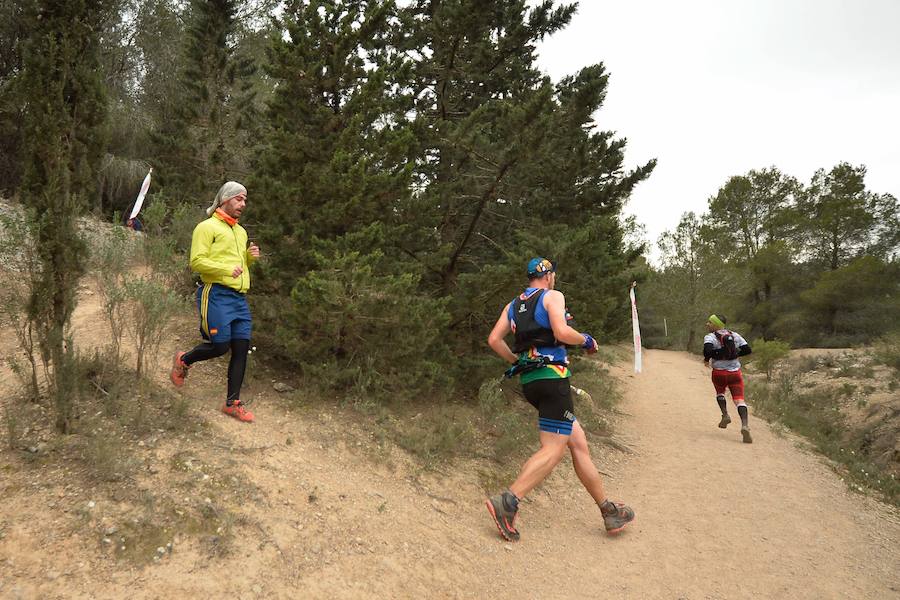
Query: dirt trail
[[2, 314, 899, 600]]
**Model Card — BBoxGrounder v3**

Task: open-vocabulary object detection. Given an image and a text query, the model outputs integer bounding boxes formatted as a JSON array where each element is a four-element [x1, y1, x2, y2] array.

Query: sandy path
[[112, 348, 900, 599], [3, 335, 899, 599]]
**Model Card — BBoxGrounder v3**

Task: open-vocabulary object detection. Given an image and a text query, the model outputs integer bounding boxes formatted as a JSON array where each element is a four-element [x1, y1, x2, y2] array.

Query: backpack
[[714, 330, 739, 360]]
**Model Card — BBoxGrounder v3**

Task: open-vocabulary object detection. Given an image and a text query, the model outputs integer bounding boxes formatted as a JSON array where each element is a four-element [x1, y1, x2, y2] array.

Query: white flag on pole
[[129, 168, 152, 219], [630, 282, 642, 373]]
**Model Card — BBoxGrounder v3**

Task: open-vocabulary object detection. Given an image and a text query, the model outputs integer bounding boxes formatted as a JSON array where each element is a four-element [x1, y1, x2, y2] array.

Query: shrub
[[282, 242, 450, 402], [122, 275, 182, 377], [746, 338, 791, 381], [872, 336, 900, 371]]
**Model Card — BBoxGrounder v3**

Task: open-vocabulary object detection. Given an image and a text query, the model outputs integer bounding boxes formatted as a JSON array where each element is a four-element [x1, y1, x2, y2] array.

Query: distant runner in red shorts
[[703, 314, 753, 444]]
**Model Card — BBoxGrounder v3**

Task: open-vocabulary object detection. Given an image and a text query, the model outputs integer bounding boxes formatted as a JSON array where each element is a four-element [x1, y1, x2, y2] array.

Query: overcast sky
[[533, 0, 900, 255]]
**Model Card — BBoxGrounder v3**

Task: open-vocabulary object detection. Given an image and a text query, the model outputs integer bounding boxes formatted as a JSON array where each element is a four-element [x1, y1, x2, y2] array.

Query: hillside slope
[[1, 288, 898, 599]]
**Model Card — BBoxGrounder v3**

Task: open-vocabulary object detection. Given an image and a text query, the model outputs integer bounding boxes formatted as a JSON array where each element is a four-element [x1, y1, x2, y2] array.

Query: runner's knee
[[547, 442, 568, 464], [567, 427, 589, 454]]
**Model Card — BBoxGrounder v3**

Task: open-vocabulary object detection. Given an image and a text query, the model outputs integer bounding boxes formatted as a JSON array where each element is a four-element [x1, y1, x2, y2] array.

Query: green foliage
[[395, 404, 478, 467], [153, 0, 260, 200], [798, 256, 900, 346], [278, 230, 451, 400], [250, 1, 652, 399], [643, 212, 742, 351], [706, 168, 800, 263], [0, 0, 27, 194], [14, 1, 111, 432], [745, 338, 790, 381], [799, 163, 899, 271], [92, 226, 135, 362], [122, 275, 183, 377], [0, 208, 43, 400], [871, 336, 900, 371]]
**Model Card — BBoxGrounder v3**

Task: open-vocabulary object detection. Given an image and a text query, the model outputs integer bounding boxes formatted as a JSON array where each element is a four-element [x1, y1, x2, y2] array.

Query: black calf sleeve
[[227, 339, 250, 404], [183, 341, 230, 365], [737, 404, 749, 426], [716, 394, 728, 415]]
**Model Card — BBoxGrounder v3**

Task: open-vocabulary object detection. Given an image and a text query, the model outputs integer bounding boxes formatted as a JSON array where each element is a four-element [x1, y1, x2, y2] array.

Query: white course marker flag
[[630, 282, 642, 373], [129, 168, 152, 219]]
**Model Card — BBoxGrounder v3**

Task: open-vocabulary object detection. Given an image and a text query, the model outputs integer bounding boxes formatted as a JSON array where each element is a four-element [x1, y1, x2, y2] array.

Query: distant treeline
[[640, 165, 899, 351], [0, 1, 654, 402]]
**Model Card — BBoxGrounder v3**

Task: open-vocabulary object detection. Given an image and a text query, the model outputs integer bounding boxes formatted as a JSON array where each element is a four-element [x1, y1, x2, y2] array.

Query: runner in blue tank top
[[484, 257, 634, 541]]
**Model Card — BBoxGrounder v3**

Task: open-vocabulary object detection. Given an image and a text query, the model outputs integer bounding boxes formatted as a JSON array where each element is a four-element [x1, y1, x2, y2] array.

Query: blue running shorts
[[197, 283, 252, 343]]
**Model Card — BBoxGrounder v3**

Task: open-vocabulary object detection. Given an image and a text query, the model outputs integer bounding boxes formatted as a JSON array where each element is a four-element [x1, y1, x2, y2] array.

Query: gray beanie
[[207, 181, 247, 216]]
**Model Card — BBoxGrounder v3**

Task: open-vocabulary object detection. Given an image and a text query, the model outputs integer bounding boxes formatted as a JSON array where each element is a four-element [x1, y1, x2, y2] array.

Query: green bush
[[872, 336, 900, 371], [746, 338, 791, 381], [122, 275, 183, 377], [281, 240, 450, 402]]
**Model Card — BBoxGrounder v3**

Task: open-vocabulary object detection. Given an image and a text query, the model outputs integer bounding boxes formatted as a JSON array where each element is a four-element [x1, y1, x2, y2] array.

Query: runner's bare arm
[[488, 302, 518, 364], [544, 290, 593, 346]]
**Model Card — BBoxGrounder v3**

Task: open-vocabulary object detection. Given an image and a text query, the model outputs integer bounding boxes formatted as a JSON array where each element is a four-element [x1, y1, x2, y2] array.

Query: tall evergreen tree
[[705, 168, 800, 339], [396, 0, 654, 349], [649, 212, 743, 350], [252, 0, 653, 397], [251, 1, 449, 396], [799, 163, 899, 270], [18, 0, 111, 432], [706, 168, 799, 263], [0, 0, 28, 194], [154, 0, 258, 201]]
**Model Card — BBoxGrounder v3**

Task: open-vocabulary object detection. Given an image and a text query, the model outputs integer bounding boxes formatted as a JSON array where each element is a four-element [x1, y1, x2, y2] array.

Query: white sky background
[[533, 0, 900, 257]]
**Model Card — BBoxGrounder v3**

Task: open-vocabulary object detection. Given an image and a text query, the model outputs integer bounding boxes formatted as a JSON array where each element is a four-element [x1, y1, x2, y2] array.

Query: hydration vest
[[714, 329, 739, 360], [511, 289, 560, 353]]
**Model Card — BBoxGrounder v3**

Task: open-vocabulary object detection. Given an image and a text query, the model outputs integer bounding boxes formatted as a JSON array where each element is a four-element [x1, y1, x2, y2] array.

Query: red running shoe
[[222, 400, 254, 423], [170, 351, 189, 387]]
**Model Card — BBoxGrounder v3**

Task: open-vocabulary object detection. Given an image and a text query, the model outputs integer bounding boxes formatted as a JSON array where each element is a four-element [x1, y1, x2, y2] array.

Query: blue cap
[[527, 257, 556, 278]]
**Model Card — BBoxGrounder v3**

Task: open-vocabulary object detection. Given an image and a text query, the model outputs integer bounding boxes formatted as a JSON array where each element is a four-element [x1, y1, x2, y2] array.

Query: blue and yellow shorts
[[196, 283, 252, 343]]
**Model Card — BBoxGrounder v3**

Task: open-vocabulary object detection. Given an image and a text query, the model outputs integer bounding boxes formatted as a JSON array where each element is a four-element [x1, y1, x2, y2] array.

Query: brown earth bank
[[1, 288, 899, 599]]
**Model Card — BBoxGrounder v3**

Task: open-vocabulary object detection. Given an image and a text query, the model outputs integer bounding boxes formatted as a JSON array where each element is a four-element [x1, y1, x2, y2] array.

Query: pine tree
[[0, 0, 28, 194], [705, 168, 800, 339], [799, 163, 899, 271], [252, 0, 654, 398], [18, 0, 111, 432], [250, 1, 449, 396], [396, 1, 655, 355], [153, 0, 258, 201]]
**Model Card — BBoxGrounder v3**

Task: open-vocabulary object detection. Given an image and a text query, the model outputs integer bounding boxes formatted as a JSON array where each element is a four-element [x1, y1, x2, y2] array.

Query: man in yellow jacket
[[170, 181, 260, 422]]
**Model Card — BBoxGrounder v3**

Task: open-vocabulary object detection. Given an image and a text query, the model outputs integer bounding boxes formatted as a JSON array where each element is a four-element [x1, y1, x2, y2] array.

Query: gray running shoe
[[718, 413, 732, 429], [485, 492, 520, 542], [741, 426, 753, 444], [600, 500, 635, 535]]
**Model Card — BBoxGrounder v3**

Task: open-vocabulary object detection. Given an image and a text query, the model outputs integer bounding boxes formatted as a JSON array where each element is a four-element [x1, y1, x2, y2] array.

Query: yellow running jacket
[[189, 211, 256, 293]]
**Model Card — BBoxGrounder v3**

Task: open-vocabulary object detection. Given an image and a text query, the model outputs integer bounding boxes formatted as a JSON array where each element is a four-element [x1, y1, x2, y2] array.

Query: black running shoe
[[741, 426, 753, 444], [485, 492, 520, 542], [718, 414, 732, 429]]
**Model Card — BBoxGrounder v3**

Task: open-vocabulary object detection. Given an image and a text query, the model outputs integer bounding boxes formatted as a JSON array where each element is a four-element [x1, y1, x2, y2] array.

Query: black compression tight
[[182, 339, 250, 404], [226, 339, 249, 404], [182, 341, 230, 364]]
